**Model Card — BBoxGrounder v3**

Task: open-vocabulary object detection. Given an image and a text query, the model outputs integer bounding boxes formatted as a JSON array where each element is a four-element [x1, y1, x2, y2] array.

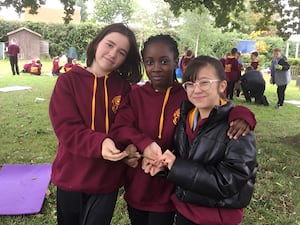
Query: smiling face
[[143, 41, 178, 91], [186, 64, 227, 118], [90, 32, 130, 76]]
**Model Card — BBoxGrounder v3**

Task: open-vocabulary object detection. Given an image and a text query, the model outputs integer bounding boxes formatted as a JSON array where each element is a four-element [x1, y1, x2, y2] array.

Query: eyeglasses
[[182, 79, 220, 91]]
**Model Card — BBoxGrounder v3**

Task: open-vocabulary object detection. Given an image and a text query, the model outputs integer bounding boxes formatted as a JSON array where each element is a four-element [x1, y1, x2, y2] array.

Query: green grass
[[0, 59, 300, 224]]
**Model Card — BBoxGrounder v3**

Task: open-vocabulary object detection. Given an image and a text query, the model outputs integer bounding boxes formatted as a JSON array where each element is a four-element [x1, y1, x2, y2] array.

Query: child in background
[[52, 56, 62, 76], [49, 23, 142, 225], [150, 56, 257, 225], [109, 35, 256, 225], [29, 59, 42, 75], [250, 51, 259, 70]]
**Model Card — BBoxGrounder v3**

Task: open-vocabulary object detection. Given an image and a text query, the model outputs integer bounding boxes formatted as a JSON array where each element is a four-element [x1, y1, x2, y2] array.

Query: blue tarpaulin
[[236, 40, 256, 54]]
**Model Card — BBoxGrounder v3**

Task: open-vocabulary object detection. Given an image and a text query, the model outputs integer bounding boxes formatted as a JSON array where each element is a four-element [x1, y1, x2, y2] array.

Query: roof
[[288, 34, 300, 43], [7, 27, 41, 37]]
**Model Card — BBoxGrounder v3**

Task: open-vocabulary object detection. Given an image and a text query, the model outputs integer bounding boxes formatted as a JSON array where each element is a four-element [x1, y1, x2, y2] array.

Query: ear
[[219, 80, 227, 94]]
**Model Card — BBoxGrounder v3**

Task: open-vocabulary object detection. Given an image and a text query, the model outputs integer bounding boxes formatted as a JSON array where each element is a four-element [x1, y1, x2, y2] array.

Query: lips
[[103, 56, 114, 65]]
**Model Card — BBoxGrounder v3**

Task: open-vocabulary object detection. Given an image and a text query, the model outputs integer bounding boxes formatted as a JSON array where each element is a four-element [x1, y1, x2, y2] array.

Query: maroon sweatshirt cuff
[[229, 105, 256, 130]]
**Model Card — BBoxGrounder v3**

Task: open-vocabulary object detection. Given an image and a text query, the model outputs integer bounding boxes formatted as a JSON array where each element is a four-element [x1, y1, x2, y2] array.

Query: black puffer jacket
[[167, 100, 258, 208]]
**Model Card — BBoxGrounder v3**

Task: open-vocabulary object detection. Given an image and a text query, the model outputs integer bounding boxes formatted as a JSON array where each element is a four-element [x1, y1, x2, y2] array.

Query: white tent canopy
[[286, 34, 300, 58]]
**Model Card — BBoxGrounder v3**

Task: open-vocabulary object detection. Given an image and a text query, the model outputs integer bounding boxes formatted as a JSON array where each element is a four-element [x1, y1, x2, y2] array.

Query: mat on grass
[[0, 86, 32, 92], [0, 164, 52, 215]]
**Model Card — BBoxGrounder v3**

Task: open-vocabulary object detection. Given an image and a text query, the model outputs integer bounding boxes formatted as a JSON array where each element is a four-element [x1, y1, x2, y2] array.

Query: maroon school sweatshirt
[[49, 65, 131, 194]]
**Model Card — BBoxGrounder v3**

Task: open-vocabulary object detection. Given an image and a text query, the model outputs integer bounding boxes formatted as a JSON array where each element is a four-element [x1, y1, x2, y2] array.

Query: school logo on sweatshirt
[[173, 108, 180, 125], [112, 95, 121, 113]]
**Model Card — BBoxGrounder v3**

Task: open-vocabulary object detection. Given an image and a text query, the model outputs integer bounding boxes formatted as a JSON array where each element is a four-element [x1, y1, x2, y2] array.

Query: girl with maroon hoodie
[[109, 35, 256, 225], [49, 23, 141, 225]]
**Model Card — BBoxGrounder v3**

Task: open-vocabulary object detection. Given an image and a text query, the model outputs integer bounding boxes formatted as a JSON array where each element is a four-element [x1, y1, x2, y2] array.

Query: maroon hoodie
[[49, 65, 131, 194], [109, 81, 256, 213], [225, 56, 240, 82]]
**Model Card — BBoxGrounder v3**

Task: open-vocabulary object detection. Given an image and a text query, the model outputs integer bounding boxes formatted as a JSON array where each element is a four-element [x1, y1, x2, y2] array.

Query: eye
[[144, 59, 153, 65], [119, 50, 127, 57], [161, 59, 169, 65], [106, 42, 113, 48], [199, 80, 210, 86]]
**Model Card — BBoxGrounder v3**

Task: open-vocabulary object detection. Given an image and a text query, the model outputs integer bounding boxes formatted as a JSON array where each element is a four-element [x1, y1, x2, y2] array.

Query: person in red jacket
[[250, 51, 259, 70], [7, 38, 20, 75], [49, 23, 142, 225], [109, 35, 256, 225], [224, 48, 241, 100], [148, 56, 257, 225], [52, 56, 62, 75]]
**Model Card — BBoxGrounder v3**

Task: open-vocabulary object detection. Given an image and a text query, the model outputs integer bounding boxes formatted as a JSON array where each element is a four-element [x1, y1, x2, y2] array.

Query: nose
[[152, 61, 161, 71], [109, 47, 118, 58], [193, 82, 203, 92]]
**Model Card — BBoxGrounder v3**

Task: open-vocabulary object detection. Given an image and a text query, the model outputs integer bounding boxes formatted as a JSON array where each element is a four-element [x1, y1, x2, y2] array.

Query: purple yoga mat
[[0, 164, 52, 215]]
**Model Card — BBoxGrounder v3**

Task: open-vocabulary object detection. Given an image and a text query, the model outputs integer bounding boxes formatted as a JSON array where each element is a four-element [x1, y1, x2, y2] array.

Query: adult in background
[[270, 48, 291, 109], [241, 66, 269, 106], [7, 38, 20, 75]]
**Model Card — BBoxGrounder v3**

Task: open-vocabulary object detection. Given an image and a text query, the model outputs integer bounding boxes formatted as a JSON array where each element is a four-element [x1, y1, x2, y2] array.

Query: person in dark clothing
[[147, 56, 257, 225], [240, 66, 269, 106], [7, 38, 20, 75]]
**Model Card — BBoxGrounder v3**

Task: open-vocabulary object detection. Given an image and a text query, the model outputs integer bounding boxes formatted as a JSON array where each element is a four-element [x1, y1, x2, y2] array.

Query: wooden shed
[[7, 27, 42, 60]]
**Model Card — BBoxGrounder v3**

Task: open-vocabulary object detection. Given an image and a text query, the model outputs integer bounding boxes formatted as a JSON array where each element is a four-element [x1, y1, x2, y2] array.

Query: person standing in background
[[224, 48, 241, 100], [7, 38, 20, 75], [250, 51, 259, 70], [270, 48, 291, 109]]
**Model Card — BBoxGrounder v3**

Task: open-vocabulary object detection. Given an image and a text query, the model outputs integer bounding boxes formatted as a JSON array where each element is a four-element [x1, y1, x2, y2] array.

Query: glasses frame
[[182, 79, 220, 92]]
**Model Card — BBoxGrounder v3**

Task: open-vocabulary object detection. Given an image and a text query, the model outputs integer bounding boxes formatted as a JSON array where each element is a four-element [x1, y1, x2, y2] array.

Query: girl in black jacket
[[150, 55, 258, 225]]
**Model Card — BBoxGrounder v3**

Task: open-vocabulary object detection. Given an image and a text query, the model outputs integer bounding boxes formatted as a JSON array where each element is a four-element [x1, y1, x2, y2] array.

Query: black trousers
[[127, 204, 175, 225], [56, 187, 118, 225], [175, 213, 198, 225], [241, 83, 268, 105], [9, 56, 19, 75], [277, 84, 287, 106], [226, 81, 236, 100]]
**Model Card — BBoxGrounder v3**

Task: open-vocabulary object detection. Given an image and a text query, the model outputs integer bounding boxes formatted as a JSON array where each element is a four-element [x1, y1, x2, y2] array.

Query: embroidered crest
[[173, 108, 180, 125], [112, 95, 121, 113]]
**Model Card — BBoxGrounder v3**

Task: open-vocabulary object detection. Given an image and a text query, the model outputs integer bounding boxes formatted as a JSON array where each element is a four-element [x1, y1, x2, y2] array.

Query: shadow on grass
[[281, 133, 300, 152]]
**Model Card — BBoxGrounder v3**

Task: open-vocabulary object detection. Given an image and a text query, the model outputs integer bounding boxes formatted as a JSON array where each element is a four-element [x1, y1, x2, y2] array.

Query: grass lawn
[[0, 59, 299, 225]]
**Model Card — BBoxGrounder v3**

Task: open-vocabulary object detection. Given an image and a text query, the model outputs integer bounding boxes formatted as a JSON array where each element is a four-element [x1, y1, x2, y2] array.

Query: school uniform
[[49, 65, 131, 225], [109, 81, 256, 225], [224, 56, 241, 99], [169, 100, 257, 225]]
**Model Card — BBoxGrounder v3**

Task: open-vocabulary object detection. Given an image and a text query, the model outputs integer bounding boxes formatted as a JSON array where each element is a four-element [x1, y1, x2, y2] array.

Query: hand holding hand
[[123, 144, 140, 168], [148, 149, 176, 176], [227, 119, 250, 139], [142, 142, 162, 174], [101, 138, 128, 161]]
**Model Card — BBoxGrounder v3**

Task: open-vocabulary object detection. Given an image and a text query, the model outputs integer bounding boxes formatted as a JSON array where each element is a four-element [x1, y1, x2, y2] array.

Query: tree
[[93, 0, 133, 24], [251, 0, 300, 40], [164, 0, 300, 39], [163, 0, 246, 31]]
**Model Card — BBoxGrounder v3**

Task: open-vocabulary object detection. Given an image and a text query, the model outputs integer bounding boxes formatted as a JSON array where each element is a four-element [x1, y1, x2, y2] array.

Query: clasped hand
[[141, 142, 176, 176]]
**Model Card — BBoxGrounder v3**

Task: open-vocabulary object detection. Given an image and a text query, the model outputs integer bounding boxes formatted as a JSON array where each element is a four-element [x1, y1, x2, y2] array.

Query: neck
[[86, 67, 107, 77]]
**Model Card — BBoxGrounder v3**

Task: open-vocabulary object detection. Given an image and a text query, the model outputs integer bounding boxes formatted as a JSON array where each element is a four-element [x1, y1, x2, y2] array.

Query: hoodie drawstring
[[91, 74, 109, 134], [158, 87, 172, 139]]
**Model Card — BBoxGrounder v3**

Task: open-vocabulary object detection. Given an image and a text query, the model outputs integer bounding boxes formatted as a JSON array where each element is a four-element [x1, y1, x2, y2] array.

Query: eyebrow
[[107, 40, 128, 55]]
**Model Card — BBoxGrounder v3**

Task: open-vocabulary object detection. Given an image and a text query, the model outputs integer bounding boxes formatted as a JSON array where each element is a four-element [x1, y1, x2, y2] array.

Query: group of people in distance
[[220, 47, 291, 108], [49, 23, 258, 225]]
